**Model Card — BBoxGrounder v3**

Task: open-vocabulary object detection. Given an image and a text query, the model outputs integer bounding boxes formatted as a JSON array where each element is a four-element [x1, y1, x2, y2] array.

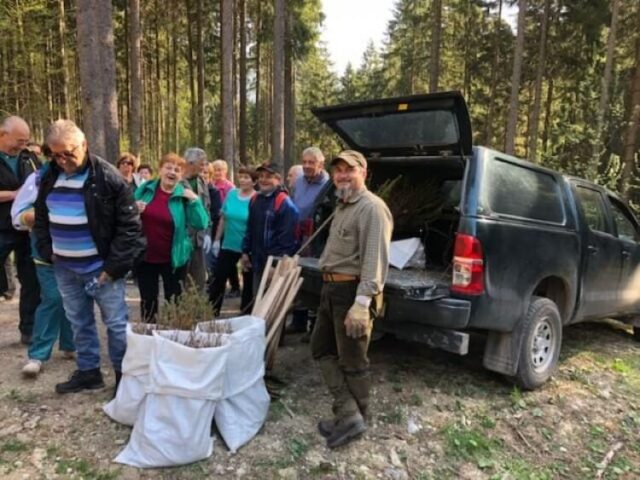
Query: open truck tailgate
[[298, 257, 450, 302]]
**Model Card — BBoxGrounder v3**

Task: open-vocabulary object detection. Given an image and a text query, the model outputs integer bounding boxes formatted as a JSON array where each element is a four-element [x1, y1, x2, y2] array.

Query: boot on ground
[[55, 369, 105, 394], [326, 412, 367, 449], [317, 417, 335, 438]]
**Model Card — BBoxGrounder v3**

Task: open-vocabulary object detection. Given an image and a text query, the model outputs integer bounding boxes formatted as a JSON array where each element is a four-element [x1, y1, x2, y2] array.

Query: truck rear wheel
[[513, 296, 562, 390]]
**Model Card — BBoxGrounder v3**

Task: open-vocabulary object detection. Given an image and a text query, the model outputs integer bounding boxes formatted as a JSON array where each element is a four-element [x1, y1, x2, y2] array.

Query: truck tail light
[[451, 234, 484, 295]]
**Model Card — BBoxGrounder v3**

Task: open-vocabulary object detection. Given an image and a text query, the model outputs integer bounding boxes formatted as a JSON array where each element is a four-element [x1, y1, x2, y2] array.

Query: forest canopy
[[0, 0, 638, 201]]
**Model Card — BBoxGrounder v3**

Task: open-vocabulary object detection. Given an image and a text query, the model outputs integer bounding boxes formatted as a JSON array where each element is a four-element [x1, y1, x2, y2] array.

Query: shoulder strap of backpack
[[274, 191, 288, 213]]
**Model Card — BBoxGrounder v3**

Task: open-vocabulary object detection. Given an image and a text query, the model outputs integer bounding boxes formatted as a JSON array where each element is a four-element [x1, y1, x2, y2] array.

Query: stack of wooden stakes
[[251, 255, 304, 370]]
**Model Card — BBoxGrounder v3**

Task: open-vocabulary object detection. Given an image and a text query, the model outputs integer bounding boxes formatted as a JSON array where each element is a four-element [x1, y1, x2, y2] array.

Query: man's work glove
[[203, 234, 212, 254], [344, 299, 371, 339], [212, 240, 221, 257]]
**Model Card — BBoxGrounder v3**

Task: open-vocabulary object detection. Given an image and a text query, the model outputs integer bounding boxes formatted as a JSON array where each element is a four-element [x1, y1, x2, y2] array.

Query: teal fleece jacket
[[135, 180, 209, 269]]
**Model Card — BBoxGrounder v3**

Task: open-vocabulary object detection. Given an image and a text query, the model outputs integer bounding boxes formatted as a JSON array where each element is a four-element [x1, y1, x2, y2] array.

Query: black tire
[[513, 296, 562, 390]]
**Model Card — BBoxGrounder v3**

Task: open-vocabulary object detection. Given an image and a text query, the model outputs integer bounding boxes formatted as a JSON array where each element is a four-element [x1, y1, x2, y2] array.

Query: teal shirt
[[221, 188, 253, 253], [0, 152, 19, 177]]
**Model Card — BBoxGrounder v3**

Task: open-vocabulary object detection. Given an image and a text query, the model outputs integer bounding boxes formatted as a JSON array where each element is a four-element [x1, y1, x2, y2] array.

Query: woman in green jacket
[[134, 153, 209, 322]]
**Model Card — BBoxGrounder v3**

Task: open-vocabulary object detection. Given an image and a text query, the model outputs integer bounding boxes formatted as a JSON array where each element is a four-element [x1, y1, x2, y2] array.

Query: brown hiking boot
[[326, 412, 366, 449], [317, 418, 335, 438]]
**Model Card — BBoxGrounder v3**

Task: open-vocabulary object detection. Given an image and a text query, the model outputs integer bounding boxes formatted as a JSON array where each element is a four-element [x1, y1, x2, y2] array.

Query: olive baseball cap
[[331, 150, 367, 169]]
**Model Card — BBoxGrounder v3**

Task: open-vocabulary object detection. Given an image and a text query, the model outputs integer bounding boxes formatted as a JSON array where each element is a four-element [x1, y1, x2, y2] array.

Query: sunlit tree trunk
[[272, 0, 285, 165], [221, 0, 235, 168], [128, 0, 142, 155], [505, 0, 527, 155], [527, 0, 551, 163]]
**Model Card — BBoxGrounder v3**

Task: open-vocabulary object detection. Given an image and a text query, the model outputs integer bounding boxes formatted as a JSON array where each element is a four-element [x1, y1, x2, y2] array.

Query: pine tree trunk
[[154, 0, 163, 157], [484, 0, 502, 146], [505, 0, 527, 155], [429, 0, 442, 93], [77, 1, 105, 157], [172, 0, 179, 150], [284, 26, 295, 172], [272, 0, 286, 165], [238, 0, 247, 166], [58, 0, 70, 119], [591, 0, 620, 178], [128, 0, 142, 155], [221, 0, 235, 167], [254, 4, 262, 160], [196, 0, 205, 147], [527, 0, 551, 163], [100, 0, 120, 162], [185, 0, 196, 144], [619, 8, 640, 199], [542, 77, 553, 154]]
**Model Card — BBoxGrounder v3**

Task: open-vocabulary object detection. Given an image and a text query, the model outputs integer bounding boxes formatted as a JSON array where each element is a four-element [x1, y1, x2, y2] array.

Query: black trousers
[[0, 231, 39, 335], [209, 249, 252, 315], [136, 261, 186, 322]]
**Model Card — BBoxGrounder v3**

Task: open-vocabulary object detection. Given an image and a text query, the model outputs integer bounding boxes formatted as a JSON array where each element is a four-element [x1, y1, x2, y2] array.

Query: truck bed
[[299, 257, 450, 301]]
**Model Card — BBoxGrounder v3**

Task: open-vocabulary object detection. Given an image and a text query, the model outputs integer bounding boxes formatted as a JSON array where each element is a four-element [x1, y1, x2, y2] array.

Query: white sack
[[197, 316, 270, 452], [115, 331, 230, 468], [214, 379, 270, 452], [103, 323, 156, 426]]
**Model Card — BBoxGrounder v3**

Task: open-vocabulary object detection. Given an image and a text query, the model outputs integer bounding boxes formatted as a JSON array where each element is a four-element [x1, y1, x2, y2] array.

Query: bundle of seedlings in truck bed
[[376, 175, 445, 231]]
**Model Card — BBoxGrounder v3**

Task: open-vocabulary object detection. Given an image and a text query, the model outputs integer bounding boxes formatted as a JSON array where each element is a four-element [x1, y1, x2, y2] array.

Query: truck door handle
[[588, 245, 599, 255]]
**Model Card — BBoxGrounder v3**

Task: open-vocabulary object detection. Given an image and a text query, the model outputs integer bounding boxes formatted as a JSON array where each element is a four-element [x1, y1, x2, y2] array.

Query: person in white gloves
[[311, 150, 392, 449], [181, 147, 212, 293], [209, 166, 257, 316]]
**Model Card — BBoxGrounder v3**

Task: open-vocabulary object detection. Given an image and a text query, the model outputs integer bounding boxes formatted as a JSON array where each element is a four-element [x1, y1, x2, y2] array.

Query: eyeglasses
[[119, 161, 134, 167], [48, 144, 82, 162]]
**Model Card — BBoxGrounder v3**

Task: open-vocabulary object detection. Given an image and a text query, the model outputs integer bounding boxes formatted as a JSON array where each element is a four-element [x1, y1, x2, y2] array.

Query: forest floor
[[0, 283, 639, 480]]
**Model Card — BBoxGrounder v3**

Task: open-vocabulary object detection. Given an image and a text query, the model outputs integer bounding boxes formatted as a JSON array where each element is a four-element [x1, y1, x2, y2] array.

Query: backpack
[[250, 191, 288, 213]]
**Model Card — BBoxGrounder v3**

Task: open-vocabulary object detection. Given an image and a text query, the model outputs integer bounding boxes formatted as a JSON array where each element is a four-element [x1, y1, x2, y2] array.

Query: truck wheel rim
[[531, 318, 554, 372]]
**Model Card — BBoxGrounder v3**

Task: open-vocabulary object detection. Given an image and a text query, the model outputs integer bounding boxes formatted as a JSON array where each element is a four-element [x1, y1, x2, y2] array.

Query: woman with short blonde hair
[[134, 153, 209, 321], [210, 159, 234, 202]]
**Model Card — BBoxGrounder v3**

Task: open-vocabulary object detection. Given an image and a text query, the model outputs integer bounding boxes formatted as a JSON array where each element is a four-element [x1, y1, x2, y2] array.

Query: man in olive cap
[[311, 150, 393, 448]]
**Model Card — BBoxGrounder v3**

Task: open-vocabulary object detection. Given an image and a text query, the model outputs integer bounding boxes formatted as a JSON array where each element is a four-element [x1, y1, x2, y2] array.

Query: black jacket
[[33, 153, 146, 279], [0, 149, 40, 233]]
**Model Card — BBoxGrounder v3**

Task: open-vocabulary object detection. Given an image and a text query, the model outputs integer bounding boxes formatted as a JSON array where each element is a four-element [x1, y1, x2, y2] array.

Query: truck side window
[[609, 197, 640, 242], [487, 159, 564, 223], [575, 186, 610, 234]]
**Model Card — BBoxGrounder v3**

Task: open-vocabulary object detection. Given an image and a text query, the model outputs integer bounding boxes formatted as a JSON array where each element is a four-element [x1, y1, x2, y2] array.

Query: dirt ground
[[0, 283, 639, 480]]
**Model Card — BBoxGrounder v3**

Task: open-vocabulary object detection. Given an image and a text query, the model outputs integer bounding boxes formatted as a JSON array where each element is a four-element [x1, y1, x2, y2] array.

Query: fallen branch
[[507, 421, 538, 454], [281, 401, 295, 419], [595, 441, 623, 480]]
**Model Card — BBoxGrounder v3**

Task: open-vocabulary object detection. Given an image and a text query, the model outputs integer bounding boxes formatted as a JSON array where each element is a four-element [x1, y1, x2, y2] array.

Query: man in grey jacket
[[183, 148, 212, 293]]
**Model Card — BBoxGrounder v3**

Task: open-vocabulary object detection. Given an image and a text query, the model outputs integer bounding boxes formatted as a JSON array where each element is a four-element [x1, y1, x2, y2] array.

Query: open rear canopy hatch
[[312, 91, 473, 158]]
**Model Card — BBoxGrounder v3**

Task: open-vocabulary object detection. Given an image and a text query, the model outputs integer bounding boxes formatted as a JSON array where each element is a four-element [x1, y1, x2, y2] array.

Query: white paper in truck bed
[[389, 237, 422, 270]]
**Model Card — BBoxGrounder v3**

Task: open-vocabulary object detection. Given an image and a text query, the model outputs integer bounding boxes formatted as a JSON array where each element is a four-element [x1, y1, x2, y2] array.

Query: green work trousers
[[310, 281, 372, 420]]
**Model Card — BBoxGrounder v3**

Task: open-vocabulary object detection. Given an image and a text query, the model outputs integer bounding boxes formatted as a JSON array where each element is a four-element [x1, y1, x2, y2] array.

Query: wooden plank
[[254, 255, 274, 305]]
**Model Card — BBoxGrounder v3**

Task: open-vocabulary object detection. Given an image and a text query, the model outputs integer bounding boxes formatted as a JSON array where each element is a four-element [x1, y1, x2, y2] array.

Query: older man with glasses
[[33, 119, 145, 395], [0, 116, 41, 345]]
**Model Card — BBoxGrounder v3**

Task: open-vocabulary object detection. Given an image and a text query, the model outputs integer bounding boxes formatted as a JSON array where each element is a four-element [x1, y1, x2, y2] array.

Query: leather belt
[[322, 272, 360, 283]]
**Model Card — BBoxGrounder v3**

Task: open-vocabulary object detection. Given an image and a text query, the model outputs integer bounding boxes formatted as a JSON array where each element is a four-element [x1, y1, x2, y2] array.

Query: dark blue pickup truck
[[299, 91, 640, 390]]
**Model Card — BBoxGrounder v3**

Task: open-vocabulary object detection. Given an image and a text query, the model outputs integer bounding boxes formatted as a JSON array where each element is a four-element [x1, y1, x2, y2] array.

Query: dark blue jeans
[[54, 265, 128, 372]]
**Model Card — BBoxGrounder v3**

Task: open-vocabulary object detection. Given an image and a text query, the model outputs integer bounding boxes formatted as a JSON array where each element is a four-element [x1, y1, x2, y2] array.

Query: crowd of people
[[1, 113, 393, 449]]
